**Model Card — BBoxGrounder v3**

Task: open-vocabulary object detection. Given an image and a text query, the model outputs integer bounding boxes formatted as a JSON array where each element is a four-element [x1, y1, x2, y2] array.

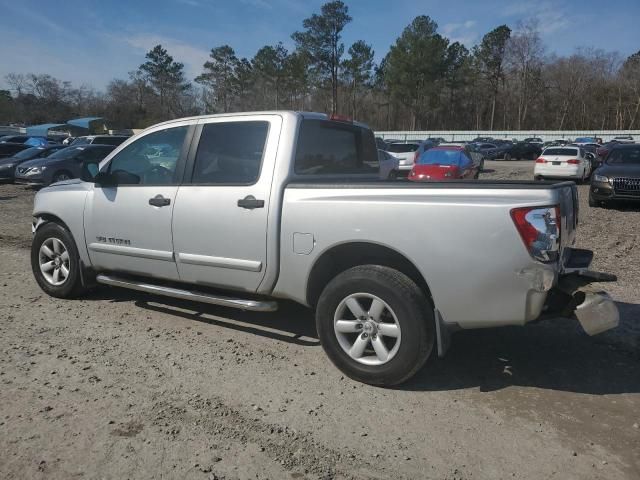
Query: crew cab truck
[[30, 112, 619, 386]]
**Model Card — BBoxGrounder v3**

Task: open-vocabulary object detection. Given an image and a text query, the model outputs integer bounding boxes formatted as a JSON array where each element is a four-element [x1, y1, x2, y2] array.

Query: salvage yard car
[[409, 145, 480, 181], [16, 144, 115, 186], [0, 145, 66, 182], [589, 143, 640, 207], [534, 146, 592, 182], [386, 141, 421, 176], [28, 111, 619, 386]]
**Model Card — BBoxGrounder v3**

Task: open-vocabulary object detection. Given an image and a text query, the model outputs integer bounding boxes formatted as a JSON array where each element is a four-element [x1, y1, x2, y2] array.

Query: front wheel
[[316, 265, 435, 386], [31, 222, 86, 298]]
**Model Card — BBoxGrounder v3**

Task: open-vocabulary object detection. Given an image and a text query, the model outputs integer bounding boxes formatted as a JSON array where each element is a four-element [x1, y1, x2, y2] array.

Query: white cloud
[[122, 34, 210, 80], [502, 1, 569, 34], [441, 20, 479, 47]]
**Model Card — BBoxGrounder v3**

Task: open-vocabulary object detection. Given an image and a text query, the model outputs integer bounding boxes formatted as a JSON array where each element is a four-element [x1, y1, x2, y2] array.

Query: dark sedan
[[0, 135, 30, 144], [15, 144, 115, 187], [589, 144, 640, 207], [0, 145, 66, 182], [0, 142, 30, 159], [503, 142, 542, 160]]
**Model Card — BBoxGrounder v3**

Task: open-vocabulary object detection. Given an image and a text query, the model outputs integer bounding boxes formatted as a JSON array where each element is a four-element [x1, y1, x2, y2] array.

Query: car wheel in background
[[52, 171, 73, 183], [535, 175, 544, 181], [504, 153, 512, 161], [31, 222, 86, 298], [316, 265, 435, 387]]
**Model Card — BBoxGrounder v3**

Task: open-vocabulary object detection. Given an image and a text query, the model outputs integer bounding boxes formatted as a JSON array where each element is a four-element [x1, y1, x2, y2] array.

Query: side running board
[[96, 274, 278, 312]]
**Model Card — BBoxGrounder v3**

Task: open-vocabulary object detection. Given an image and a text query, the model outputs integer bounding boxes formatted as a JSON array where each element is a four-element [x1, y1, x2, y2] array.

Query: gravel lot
[[1, 160, 638, 480]]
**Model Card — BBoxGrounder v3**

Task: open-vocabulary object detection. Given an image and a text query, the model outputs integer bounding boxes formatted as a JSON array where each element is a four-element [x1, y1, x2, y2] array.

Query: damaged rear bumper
[[545, 248, 619, 335]]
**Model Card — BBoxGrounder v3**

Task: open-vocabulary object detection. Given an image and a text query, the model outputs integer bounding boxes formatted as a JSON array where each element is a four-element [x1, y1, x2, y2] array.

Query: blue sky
[[1, 0, 638, 90]]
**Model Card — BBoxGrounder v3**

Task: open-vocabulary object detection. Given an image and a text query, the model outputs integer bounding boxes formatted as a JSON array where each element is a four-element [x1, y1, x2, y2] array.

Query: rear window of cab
[[294, 120, 378, 176]]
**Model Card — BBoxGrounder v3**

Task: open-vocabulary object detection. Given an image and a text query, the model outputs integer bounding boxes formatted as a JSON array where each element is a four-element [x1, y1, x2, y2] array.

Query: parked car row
[[0, 142, 121, 186]]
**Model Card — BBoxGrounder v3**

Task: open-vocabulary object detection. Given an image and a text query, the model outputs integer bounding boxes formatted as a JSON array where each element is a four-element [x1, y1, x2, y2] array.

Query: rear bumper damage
[[545, 248, 619, 335]]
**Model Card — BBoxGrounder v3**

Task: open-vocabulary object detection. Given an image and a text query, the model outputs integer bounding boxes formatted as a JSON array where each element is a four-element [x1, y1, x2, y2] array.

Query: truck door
[[172, 115, 282, 292], [84, 123, 193, 280]]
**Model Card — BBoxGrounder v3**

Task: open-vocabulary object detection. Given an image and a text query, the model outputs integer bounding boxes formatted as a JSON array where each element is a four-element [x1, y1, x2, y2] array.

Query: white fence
[[374, 130, 640, 143]]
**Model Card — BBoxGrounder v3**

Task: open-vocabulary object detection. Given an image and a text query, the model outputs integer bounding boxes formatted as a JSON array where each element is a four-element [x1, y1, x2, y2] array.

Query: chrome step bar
[[96, 274, 278, 312]]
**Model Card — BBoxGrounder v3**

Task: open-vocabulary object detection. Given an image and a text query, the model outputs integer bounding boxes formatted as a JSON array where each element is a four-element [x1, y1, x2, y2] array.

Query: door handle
[[237, 195, 264, 209], [149, 195, 171, 207]]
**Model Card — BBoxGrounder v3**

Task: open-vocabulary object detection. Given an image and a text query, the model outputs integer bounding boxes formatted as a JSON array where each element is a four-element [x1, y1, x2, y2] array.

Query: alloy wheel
[[333, 293, 402, 366], [39, 237, 70, 286]]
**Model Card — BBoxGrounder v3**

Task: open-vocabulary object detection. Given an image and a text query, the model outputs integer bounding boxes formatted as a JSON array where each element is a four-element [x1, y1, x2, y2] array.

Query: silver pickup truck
[[30, 111, 619, 386]]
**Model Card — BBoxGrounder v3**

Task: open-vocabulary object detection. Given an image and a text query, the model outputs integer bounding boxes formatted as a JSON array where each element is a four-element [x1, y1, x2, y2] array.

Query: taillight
[[567, 159, 580, 164], [536, 158, 546, 163], [511, 206, 561, 263]]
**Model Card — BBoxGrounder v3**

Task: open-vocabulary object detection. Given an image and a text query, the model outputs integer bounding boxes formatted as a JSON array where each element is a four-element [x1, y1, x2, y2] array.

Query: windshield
[[417, 149, 463, 166], [607, 148, 640, 165], [47, 147, 82, 160], [13, 147, 45, 159], [387, 143, 419, 153], [543, 148, 578, 156]]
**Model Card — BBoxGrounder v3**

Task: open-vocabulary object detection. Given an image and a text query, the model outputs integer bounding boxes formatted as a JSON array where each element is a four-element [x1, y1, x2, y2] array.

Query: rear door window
[[191, 121, 269, 185]]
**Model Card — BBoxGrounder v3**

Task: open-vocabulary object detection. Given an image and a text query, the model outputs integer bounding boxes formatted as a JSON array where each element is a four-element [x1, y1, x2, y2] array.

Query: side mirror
[[94, 171, 118, 187], [80, 159, 101, 182]]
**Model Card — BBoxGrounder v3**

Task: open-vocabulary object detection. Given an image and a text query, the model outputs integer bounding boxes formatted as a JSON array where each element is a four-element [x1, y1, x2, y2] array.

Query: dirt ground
[[0, 160, 638, 480]]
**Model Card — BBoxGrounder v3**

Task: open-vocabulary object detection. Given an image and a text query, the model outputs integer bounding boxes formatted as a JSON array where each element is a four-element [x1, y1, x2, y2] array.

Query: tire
[[52, 171, 73, 184], [504, 153, 512, 161], [31, 222, 86, 298], [316, 265, 435, 387], [535, 175, 543, 181], [388, 170, 398, 180]]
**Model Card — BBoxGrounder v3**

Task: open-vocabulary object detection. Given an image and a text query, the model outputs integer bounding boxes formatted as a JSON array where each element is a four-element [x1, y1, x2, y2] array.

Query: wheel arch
[[34, 213, 72, 234], [306, 241, 434, 309]]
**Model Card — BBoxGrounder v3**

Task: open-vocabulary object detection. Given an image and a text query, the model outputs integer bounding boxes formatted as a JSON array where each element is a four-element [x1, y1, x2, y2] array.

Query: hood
[[0, 157, 20, 167], [409, 164, 460, 180], [39, 178, 88, 193], [597, 163, 640, 178], [18, 157, 50, 169]]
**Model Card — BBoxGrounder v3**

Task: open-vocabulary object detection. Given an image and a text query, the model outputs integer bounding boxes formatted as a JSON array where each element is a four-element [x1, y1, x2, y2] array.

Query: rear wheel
[[31, 223, 86, 298], [316, 265, 434, 386]]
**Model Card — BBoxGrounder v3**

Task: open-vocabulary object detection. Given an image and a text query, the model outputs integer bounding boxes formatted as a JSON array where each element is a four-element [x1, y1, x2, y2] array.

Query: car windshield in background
[[607, 148, 640, 165], [417, 149, 463, 166], [387, 143, 419, 153], [47, 147, 82, 159], [544, 148, 578, 156], [13, 147, 45, 159]]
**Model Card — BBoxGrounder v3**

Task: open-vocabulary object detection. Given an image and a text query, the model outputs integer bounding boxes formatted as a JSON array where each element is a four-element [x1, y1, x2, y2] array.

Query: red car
[[409, 145, 480, 181]]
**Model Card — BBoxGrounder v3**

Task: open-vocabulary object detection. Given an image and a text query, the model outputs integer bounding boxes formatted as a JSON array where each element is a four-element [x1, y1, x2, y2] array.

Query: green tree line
[[1, 1, 639, 131]]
